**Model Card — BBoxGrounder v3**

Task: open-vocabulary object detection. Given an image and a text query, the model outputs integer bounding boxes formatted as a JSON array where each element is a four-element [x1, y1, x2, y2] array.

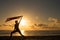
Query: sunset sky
[[0, 0, 60, 30]]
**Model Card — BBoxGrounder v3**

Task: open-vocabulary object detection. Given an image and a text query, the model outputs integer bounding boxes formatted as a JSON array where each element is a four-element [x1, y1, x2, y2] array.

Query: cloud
[[30, 17, 60, 30], [0, 24, 13, 27], [48, 17, 60, 27], [48, 17, 57, 23]]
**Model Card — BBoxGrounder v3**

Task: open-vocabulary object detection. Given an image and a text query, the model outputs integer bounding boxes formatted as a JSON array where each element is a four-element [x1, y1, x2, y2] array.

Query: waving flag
[[5, 16, 23, 22]]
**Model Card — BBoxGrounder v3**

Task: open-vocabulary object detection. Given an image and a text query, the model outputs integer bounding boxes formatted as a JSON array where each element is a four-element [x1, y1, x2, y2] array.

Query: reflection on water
[[0, 30, 60, 36]]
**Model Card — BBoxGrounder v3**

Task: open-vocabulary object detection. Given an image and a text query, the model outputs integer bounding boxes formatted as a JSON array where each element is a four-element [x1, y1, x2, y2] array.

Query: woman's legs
[[10, 30, 16, 36]]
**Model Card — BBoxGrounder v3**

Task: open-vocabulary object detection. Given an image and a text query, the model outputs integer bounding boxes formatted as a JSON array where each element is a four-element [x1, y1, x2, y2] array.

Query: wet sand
[[0, 35, 60, 40]]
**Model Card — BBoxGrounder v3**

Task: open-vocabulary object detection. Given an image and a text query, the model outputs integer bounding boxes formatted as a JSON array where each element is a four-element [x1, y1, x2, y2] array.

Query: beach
[[0, 36, 60, 40]]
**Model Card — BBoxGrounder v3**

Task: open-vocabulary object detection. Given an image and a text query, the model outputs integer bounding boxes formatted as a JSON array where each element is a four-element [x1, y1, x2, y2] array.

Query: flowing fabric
[[5, 16, 23, 22]]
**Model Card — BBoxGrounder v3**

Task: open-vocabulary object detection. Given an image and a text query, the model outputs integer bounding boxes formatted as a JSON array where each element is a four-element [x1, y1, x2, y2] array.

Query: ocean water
[[0, 30, 60, 36]]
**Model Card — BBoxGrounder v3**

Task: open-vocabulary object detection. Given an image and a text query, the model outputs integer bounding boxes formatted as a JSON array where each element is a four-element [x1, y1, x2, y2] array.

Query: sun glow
[[20, 18, 28, 26]]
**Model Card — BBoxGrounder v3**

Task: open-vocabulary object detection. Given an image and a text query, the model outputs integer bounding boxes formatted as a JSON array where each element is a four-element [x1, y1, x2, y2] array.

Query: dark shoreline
[[0, 35, 60, 40]]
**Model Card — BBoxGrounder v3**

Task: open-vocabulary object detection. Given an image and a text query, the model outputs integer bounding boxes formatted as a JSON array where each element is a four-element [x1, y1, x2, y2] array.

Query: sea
[[0, 30, 60, 36]]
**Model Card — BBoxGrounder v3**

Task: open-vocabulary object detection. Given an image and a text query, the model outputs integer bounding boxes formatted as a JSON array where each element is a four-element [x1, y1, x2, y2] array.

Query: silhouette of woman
[[10, 20, 24, 37]]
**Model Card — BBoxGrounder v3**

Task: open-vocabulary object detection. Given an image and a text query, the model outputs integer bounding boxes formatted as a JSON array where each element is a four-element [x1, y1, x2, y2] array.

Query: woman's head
[[15, 20, 18, 23]]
